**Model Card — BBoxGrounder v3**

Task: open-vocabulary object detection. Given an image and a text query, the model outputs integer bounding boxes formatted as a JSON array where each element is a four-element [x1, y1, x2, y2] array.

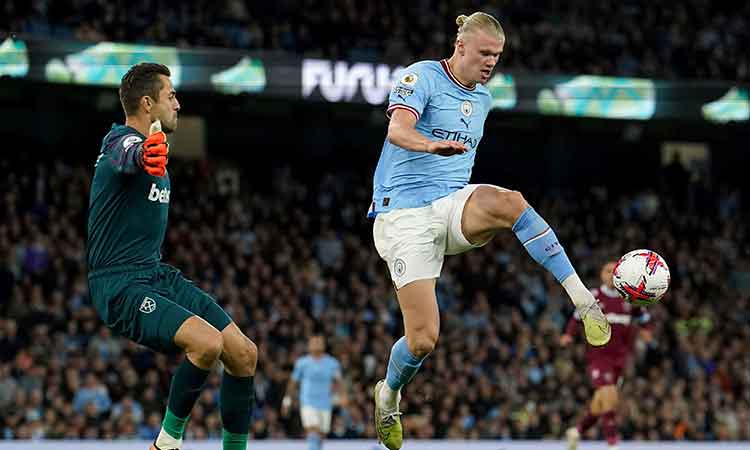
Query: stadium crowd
[[2, 0, 748, 81], [0, 154, 748, 442]]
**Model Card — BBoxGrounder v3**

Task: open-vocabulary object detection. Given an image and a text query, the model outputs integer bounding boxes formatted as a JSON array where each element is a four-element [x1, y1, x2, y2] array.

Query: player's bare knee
[[595, 386, 616, 412], [604, 388, 619, 411], [407, 331, 438, 358], [483, 189, 528, 228], [499, 190, 528, 222], [236, 338, 258, 373], [193, 329, 223, 365], [203, 332, 224, 362], [221, 335, 258, 376]]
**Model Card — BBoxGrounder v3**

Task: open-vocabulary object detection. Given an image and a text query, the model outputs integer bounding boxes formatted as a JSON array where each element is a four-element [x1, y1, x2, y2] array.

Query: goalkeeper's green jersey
[[86, 124, 171, 272]]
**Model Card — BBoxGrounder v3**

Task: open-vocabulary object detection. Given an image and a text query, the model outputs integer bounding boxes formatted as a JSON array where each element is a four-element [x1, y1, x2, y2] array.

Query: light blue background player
[[369, 12, 612, 450], [282, 335, 346, 450]]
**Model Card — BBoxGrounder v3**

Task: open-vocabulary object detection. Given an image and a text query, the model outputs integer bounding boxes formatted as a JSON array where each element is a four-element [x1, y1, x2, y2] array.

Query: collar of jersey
[[600, 285, 619, 297], [112, 123, 146, 138], [440, 59, 476, 91]]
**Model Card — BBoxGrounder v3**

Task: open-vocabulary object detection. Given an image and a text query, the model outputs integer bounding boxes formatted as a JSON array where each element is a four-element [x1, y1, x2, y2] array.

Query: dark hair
[[119, 63, 171, 116]]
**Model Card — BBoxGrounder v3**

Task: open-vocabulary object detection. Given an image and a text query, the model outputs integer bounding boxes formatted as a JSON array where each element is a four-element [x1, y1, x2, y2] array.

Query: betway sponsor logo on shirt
[[148, 183, 170, 203]]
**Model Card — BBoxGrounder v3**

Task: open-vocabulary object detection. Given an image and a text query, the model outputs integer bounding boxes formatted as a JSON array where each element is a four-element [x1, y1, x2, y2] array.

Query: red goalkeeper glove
[[140, 131, 168, 177]]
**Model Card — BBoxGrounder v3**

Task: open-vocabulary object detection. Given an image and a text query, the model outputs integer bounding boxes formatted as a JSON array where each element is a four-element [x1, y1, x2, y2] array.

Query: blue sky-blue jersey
[[292, 354, 341, 410], [370, 60, 492, 216]]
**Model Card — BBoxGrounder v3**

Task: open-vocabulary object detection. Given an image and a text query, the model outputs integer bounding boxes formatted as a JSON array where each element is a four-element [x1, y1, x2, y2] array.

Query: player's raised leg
[[218, 322, 258, 450], [460, 186, 611, 345], [153, 317, 224, 450], [375, 279, 439, 450]]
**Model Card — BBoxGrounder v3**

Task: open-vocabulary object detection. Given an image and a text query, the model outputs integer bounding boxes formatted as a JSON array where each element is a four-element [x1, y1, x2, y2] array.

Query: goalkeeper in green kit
[[86, 62, 257, 450]]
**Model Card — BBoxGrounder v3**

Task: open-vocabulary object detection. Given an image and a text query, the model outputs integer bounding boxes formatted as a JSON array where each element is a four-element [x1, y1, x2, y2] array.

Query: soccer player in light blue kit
[[370, 12, 612, 450], [282, 335, 346, 450]]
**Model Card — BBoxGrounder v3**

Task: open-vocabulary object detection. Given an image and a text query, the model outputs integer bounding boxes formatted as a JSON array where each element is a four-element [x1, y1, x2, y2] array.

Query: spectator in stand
[[1, 1, 747, 81]]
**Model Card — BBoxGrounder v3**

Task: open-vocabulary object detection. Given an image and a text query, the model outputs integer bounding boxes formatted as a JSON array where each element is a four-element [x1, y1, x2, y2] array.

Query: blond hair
[[456, 12, 505, 42]]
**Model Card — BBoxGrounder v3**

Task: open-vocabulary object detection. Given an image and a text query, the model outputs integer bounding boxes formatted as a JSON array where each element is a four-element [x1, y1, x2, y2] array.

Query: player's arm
[[107, 135, 145, 175], [281, 377, 297, 417], [281, 360, 301, 417], [387, 110, 467, 156], [108, 122, 168, 176], [560, 312, 581, 346], [386, 65, 465, 156], [332, 367, 347, 408]]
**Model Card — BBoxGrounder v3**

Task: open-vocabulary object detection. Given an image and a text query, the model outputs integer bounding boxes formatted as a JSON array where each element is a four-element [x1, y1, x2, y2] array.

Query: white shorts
[[373, 184, 506, 289], [300, 406, 332, 433]]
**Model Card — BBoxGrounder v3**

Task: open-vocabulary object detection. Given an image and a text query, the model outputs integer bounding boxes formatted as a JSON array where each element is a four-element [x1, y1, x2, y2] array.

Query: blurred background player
[[86, 63, 257, 450], [560, 261, 653, 450], [282, 334, 346, 450], [369, 12, 611, 450]]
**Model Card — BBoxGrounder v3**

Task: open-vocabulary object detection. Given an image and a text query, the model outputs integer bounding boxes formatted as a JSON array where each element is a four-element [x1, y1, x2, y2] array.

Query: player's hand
[[426, 140, 467, 157], [141, 130, 168, 177], [559, 334, 573, 346], [639, 329, 653, 343], [281, 396, 292, 417]]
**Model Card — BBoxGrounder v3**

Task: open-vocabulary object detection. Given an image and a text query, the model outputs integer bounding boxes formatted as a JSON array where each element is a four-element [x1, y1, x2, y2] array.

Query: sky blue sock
[[512, 206, 575, 283], [385, 336, 426, 391], [307, 432, 322, 450]]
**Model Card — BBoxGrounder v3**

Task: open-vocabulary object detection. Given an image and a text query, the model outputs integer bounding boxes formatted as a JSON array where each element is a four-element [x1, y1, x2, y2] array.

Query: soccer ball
[[612, 249, 670, 305]]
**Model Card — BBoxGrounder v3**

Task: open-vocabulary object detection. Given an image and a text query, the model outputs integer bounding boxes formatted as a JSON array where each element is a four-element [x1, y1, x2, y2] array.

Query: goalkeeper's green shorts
[[88, 263, 232, 353]]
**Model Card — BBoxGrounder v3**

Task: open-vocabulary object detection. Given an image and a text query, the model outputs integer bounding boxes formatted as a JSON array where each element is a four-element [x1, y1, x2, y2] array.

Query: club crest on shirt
[[121, 135, 143, 149], [461, 100, 473, 117], [393, 258, 406, 277], [401, 73, 419, 86]]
